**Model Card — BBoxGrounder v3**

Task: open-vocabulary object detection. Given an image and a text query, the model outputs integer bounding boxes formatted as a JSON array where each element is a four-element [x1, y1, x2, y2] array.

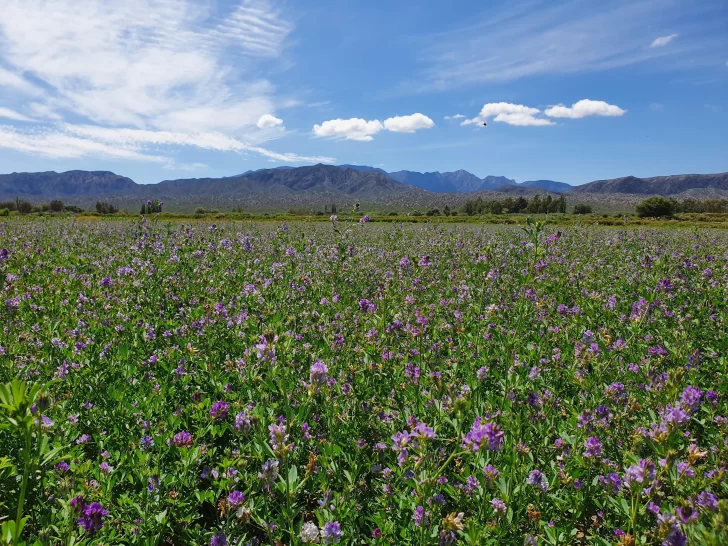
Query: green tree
[[49, 200, 64, 212], [573, 204, 592, 215], [636, 196, 675, 218]]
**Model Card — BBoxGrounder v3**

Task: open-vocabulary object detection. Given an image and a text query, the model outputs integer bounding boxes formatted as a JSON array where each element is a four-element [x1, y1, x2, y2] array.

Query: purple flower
[[491, 497, 507, 516], [99, 462, 113, 475], [173, 431, 193, 447], [412, 506, 428, 527], [391, 430, 411, 467], [322, 521, 343, 544], [227, 490, 245, 507], [462, 418, 504, 452], [234, 412, 251, 434], [210, 532, 227, 546], [76, 502, 109, 534], [676, 505, 698, 524], [55, 461, 70, 473], [527, 469, 549, 492], [309, 359, 329, 393], [359, 215, 371, 223], [680, 386, 702, 413], [696, 491, 718, 512], [258, 459, 279, 485], [624, 458, 655, 486], [140, 435, 154, 450], [583, 436, 602, 458], [483, 464, 499, 485], [210, 400, 230, 421], [598, 473, 622, 495]]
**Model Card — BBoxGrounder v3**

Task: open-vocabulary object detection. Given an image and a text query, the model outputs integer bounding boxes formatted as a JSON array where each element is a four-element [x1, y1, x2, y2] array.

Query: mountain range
[[1, 165, 726, 212]]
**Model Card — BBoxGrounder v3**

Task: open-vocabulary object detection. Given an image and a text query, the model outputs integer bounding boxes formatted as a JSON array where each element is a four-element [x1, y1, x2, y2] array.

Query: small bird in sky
[[483, 122, 487, 126]]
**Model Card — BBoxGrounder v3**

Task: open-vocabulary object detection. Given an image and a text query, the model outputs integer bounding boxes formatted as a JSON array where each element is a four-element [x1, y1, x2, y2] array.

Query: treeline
[[636, 197, 728, 218], [0, 198, 119, 215], [461, 194, 568, 215]]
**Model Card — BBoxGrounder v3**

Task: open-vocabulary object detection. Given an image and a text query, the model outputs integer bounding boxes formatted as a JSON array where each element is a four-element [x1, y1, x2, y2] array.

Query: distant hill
[[0, 170, 138, 198], [1, 165, 726, 213], [572, 173, 728, 195], [377, 169, 516, 192], [519, 180, 573, 192]]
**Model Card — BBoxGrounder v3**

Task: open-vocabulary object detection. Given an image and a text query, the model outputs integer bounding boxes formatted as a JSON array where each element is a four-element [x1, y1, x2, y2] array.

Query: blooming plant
[[0, 221, 726, 545]]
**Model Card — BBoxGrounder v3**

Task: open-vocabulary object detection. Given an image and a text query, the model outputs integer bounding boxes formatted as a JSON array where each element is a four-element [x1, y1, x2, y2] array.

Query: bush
[[573, 204, 592, 215], [96, 202, 119, 214], [0, 208, 8, 217], [17, 200, 33, 214], [636, 196, 675, 218], [49, 200, 64, 212], [64, 205, 84, 213]]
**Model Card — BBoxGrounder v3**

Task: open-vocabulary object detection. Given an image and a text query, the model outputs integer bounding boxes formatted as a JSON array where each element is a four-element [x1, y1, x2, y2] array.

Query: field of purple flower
[[1, 218, 727, 546]]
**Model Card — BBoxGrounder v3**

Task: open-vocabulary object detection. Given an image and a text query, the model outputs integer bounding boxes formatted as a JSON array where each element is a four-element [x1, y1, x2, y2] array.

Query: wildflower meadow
[[1, 217, 726, 545]]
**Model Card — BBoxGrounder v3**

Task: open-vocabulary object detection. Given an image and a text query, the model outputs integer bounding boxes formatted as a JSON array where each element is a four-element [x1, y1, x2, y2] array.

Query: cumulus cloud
[[651, 34, 678, 48], [0, 107, 35, 122], [313, 118, 384, 141], [444, 114, 465, 120], [462, 102, 554, 126], [544, 99, 626, 118], [314, 113, 435, 141], [383, 113, 434, 133], [256, 114, 284, 129]]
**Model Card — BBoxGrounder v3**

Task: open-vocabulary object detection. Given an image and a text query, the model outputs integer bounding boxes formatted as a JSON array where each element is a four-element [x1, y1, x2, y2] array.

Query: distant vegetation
[[96, 201, 119, 214], [573, 204, 593, 214], [460, 194, 567, 216]]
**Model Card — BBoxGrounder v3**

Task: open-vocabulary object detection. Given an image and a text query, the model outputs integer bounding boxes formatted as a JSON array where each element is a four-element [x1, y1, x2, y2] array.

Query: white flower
[[300, 522, 320, 544]]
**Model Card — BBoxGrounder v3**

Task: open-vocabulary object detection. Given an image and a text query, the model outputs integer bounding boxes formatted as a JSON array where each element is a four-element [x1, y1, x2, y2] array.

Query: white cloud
[[313, 118, 384, 141], [62, 125, 334, 163], [444, 114, 466, 120], [0, 107, 35, 122], [257, 114, 284, 129], [383, 113, 434, 133], [0, 125, 167, 162], [0, 124, 335, 164], [462, 102, 554, 127], [405, 0, 723, 92], [0, 66, 42, 95], [314, 113, 435, 141], [544, 99, 626, 118], [651, 34, 678, 48], [0, 0, 330, 165]]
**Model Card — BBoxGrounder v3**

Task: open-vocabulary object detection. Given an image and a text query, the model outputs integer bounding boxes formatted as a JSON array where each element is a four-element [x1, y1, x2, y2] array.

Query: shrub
[[573, 204, 592, 215], [0, 208, 8, 217], [17, 200, 33, 214], [96, 202, 119, 214], [49, 200, 64, 212], [636, 196, 675, 218]]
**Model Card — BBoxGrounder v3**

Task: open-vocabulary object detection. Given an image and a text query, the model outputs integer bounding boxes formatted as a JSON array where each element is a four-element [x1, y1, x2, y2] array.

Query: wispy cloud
[[402, 0, 723, 92], [651, 34, 678, 48], [0, 107, 36, 122], [0, 124, 335, 164], [444, 114, 466, 120], [0, 0, 329, 164]]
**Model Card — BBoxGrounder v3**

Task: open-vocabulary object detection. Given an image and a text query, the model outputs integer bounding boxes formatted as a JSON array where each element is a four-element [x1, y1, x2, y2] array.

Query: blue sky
[[0, 0, 726, 185]]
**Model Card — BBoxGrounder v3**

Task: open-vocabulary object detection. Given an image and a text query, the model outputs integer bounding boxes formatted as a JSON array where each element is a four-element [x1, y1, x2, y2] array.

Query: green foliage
[[49, 200, 64, 212], [96, 201, 119, 214], [573, 204, 593, 214], [636, 196, 676, 218], [462, 194, 565, 216]]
